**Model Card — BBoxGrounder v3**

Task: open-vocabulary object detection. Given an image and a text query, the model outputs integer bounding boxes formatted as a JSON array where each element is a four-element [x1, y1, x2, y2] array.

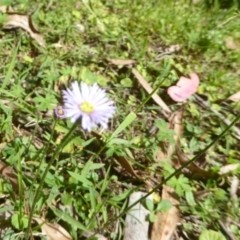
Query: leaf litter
[[1, 7, 45, 47], [0, 1, 239, 240], [151, 185, 180, 240], [33, 217, 72, 240]]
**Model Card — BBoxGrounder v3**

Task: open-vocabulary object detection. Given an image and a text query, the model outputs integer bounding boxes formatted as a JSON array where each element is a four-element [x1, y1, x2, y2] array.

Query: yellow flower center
[[80, 102, 94, 114], [57, 108, 64, 116]]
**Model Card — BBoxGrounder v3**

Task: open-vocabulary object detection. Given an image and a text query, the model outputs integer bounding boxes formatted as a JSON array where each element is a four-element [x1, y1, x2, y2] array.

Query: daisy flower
[[54, 106, 66, 118], [60, 81, 115, 132]]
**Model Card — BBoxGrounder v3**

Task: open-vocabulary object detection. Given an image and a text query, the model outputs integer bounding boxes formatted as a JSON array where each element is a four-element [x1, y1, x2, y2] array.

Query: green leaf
[[109, 189, 133, 202], [1, 43, 18, 90], [167, 175, 191, 197], [145, 198, 154, 211], [97, 75, 109, 86], [156, 199, 172, 212], [120, 78, 133, 87], [199, 230, 226, 240], [50, 206, 87, 231], [149, 212, 157, 222], [155, 120, 175, 144], [11, 213, 29, 230], [80, 67, 97, 84], [81, 160, 104, 178], [61, 192, 73, 205], [11, 213, 20, 230], [68, 171, 93, 187], [107, 138, 131, 145], [0, 205, 14, 213], [185, 191, 196, 206], [109, 112, 136, 140]]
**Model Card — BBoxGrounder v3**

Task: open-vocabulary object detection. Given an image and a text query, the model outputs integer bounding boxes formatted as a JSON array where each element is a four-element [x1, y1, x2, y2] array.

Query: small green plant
[[145, 198, 172, 222]]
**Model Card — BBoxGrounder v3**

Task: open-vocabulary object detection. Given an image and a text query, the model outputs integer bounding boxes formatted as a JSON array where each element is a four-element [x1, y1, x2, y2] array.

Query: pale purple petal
[[60, 81, 115, 132]]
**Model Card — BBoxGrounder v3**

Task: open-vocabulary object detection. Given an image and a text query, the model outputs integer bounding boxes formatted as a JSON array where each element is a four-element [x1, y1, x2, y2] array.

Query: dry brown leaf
[[132, 68, 171, 117], [194, 189, 214, 199], [227, 91, 240, 102], [151, 185, 180, 240], [0, 161, 19, 194], [115, 156, 140, 178], [156, 150, 166, 162], [33, 217, 72, 240], [219, 163, 239, 175], [176, 145, 218, 179], [3, 13, 45, 47], [108, 59, 136, 65]]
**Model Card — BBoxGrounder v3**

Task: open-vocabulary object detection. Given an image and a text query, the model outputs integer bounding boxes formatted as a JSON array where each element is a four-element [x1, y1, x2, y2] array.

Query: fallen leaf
[[123, 192, 152, 240], [194, 189, 214, 199], [0, 161, 19, 195], [132, 68, 171, 117], [227, 91, 240, 102], [167, 73, 199, 102], [151, 185, 180, 240], [115, 155, 140, 179], [108, 59, 136, 65], [219, 163, 239, 175], [156, 150, 166, 162], [176, 145, 218, 179], [33, 217, 72, 240], [3, 13, 45, 47]]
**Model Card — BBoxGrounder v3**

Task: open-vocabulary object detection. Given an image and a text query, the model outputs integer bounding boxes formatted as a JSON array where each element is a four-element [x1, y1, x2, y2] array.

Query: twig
[[218, 220, 236, 240]]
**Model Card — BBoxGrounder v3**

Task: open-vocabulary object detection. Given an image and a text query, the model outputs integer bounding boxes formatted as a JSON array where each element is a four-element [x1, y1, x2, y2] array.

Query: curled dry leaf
[[33, 217, 72, 240], [2, 13, 45, 47], [151, 185, 180, 240], [167, 73, 200, 102], [227, 91, 240, 102]]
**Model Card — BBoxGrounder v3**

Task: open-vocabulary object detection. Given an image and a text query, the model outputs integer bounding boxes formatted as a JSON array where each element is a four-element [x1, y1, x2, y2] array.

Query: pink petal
[[167, 73, 200, 102]]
